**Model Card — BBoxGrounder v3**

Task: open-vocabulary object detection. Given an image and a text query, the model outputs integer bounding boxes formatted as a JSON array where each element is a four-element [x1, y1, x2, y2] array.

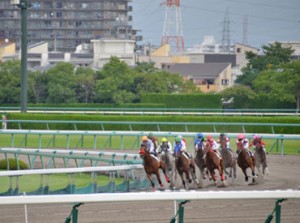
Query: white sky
[[131, 0, 300, 50]]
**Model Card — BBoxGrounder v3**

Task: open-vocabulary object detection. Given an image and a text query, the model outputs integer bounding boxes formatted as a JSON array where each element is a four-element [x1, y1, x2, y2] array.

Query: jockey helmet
[[161, 137, 168, 143], [220, 133, 226, 137], [142, 136, 148, 141], [253, 134, 261, 140], [175, 136, 181, 143], [197, 132, 203, 138], [148, 132, 153, 139], [206, 135, 212, 141], [237, 134, 245, 140]]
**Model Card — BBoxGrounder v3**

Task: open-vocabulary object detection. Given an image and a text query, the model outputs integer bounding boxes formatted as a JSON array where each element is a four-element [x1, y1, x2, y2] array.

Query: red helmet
[[237, 134, 245, 140], [206, 135, 212, 141]]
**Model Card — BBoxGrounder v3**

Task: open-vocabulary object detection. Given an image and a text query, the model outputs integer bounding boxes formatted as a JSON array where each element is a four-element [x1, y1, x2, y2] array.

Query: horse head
[[219, 137, 227, 150], [139, 143, 149, 158]]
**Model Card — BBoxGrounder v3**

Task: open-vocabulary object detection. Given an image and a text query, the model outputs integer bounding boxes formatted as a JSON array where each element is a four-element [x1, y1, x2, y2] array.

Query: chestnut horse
[[219, 137, 237, 179], [253, 142, 269, 175], [204, 141, 225, 186], [139, 144, 170, 190], [175, 152, 198, 190], [237, 145, 257, 183]]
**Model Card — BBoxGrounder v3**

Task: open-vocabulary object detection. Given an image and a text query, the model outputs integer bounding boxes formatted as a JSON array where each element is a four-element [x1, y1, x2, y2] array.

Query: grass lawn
[[0, 173, 125, 193]]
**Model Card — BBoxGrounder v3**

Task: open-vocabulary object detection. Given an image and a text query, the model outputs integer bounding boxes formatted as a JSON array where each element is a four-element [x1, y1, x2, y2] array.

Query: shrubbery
[[0, 158, 28, 170]]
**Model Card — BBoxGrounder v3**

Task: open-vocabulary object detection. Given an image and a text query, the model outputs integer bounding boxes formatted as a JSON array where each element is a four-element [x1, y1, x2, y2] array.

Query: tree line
[[0, 57, 197, 105], [0, 42, 299, 109]]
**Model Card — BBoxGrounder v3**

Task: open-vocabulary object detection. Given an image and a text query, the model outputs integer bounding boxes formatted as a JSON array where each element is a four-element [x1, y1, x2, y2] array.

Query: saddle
[[150, 154, 160, 162]]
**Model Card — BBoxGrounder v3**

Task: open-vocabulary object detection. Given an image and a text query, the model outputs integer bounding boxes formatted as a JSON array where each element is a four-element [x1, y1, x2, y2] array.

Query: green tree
[[221, 85, 257, 108], [28, 70, 48, 103], [236, 42, 294, 87], [253, 60, 300, 109], [0, 60, 21, 104], [74, 67, 96, 103], [46, 62, 76, 103]]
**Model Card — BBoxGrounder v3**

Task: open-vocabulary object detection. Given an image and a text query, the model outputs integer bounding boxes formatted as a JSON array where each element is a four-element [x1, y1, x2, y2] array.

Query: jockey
[[174, 136, 191, 159], [251, 134, 267, 154], [217, 133, 232, 151], [194, 132, 204, 150], [148, 132, 159, 151], [157, 137, 173, 154], [141, 135, 157, 156], [236, 134, 253, 157], [206, 135, 221, 156], [178, 134, 187, 147]]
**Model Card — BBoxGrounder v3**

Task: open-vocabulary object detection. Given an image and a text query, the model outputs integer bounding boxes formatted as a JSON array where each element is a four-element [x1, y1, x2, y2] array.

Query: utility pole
[[11, 0, 30, 113]]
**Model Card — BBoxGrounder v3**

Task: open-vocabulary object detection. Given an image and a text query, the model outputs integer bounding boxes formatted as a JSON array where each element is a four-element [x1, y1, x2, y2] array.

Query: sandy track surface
[[0, 154, 299, 223]]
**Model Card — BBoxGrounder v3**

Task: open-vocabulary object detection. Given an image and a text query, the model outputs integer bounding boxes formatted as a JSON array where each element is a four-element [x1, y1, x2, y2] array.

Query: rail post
[[170, 200, 190, 223], [265, 199, 287, 223], [64, 203, 83, 223]]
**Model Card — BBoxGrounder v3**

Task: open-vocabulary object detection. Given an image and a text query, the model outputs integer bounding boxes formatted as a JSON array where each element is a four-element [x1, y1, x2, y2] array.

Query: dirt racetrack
[[0, 154, 300, 223]]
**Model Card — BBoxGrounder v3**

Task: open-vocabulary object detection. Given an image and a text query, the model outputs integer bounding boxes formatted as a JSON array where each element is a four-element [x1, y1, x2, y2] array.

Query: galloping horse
[[160, 147, 176, 189], [175, 152, 198, 190], [139, 144, 170, 190], [253, 142, 269, 175], [237, 143, 257, 183], [219, 137, 237, 179], [194, 142, 207, 180], [204, 141, 225, 186]]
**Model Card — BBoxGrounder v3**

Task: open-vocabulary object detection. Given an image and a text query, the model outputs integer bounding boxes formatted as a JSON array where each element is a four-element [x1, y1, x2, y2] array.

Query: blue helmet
[[197, 133, 203, 138]]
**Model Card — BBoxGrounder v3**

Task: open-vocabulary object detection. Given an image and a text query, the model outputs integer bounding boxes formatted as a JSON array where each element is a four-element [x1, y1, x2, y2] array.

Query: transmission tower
[[242, 15, 248, 45], [221, 9, 231, 53], [161, 0, 184, 52]]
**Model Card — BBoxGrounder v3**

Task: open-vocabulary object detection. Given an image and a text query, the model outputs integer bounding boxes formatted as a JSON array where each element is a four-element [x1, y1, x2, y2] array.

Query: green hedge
[[0, 158, 29, 170], [6, 113, 300, 134], [141, 93, 222, 108]]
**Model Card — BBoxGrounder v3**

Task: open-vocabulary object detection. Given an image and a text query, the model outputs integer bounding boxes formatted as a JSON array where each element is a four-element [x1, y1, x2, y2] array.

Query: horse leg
[[154, 170, 164, 188], [210, 170, 217, 186], [233, 160, 237, 179], [160, 162, 170, 183], [147, 173, 155, 191], [242, 168, 249, 182], [179, 172, 186, 189]]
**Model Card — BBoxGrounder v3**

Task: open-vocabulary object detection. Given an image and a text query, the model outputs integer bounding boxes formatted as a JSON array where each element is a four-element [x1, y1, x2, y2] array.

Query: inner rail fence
[[2, 120, 300, 134], [0, 107, 299, 116], [0, 130, 299, 154], [0, 165, 148, 196]]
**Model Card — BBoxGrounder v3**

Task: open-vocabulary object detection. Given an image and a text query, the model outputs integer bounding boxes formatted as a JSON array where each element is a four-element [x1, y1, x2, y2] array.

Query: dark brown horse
[[194, 143, 207, 180], [139, 144, 170, 191], [204, 142, 225, 186], [253, 142, 269, 176], [219, 137, 237, 179], [175, 152, 198, 190], [237, 144, 257, 183]]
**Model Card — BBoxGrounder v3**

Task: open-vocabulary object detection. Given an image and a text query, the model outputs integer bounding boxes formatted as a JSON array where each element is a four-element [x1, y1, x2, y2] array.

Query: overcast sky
[[131, 0, 300, 50]]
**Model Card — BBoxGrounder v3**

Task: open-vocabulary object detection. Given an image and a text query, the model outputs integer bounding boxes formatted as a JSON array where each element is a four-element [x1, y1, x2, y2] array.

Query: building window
[[237, 48, 241, 53], [222, 79, 229, 85]]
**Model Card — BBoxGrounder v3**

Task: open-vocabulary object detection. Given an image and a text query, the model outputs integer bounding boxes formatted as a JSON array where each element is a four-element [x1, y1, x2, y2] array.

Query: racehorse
[[219, 137, 237, 179], [139, 144, 170, 191], [237, 145, 257, 183], [160, 147, 176, 189], [194, 142, 207, 180], [203, 141, 225, 186], [175, 151, 198, 190], [253, 143, 269, 176]]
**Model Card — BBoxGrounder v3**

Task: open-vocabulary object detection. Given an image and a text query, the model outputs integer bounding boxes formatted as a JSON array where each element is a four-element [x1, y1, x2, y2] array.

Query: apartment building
[[0, 0, 135, 52]]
